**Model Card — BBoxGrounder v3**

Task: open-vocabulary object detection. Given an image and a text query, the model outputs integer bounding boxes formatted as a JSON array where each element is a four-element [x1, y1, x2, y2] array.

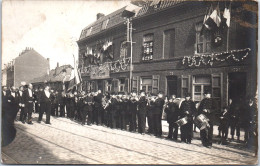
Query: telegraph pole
[[126, 18, 133, 93]]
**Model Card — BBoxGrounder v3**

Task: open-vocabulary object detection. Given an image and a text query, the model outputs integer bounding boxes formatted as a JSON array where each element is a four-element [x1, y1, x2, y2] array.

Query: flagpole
[[226, 2, 231, 52]]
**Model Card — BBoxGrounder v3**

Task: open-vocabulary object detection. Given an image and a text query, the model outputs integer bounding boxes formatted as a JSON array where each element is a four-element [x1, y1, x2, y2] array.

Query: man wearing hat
[[198, 91, 215, 148], [129, 91, 138, 132], [180, 93, 196, 144], [38, 86, 52, 124], [23, 84, 34, 124], [137, 91, 148, 134], [153, 91, 165, 137]]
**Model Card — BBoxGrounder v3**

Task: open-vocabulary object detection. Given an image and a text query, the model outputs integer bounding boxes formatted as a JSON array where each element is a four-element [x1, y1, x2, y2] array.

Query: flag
[[122, 3, 142, 18], [103, 41, 113, 51], [223, 5, 231, 27], [68, 55, 81, 91], [205, 4, 221, 30]]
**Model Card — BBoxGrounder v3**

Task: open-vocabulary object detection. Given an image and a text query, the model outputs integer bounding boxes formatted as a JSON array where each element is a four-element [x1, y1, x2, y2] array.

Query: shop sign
[[90, 64, 110, 79]]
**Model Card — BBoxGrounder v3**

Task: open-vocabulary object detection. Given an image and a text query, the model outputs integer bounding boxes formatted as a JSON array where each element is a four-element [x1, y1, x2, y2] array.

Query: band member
[[68, 92, 75, 119], [153, 92, 165, 137], [71, 91, 78, 119], [77, 91, 85, 122], [23, 84, 34, 124], [94, 90, 103, 125], [180, 93, 195, 144], [121, 95, 129, 130], [165, 94, 180, 140], [147, 94, 155, 134], [218, 106, 229, 144], [198, 91, 215, 147], [138, 91, 148, 134], [17, 86, 25, 123], [109, 93, 118, 129], [102, 92, 110, 127], [116, 94, 123, 129], [129, 91, 138, 132], [38, 86, 52, 124]]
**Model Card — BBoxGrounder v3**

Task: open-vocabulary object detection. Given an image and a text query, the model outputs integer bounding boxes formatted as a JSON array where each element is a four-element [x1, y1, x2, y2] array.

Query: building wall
[[2, 69, 7, 86], [14, 49, 49, 87]]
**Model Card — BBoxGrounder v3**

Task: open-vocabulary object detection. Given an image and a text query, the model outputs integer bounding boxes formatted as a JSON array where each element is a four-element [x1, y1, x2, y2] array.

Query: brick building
[[3, 47, 50, 88], [77, 1, 257, 111]]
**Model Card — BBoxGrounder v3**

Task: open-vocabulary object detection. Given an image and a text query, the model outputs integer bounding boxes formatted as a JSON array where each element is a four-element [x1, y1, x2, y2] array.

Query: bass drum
[[173, 98, 185, 109]]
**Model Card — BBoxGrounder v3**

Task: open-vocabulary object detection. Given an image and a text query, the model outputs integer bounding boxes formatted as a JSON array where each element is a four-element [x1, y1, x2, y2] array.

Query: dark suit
[[166, 102, 180, 140], [38, 90, 52, 123], [129, 98, 138, 132], [17, 90, 25, 122], [6, 90, 18, 121], [153, 98, 165, 136], [23, 89, 34, 123], [137, 96, 148, 134], [2, 91, 8, 116]]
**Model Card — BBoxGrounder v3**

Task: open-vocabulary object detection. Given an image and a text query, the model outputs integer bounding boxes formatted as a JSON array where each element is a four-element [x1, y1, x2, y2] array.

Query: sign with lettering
[[90, 64, 110, 79]]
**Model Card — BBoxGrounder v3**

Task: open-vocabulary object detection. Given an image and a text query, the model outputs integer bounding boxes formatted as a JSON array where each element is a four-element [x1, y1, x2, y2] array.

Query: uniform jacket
[[153, 98, 165, 114], [198, 98, 215, 121], [180, 99, 196, 119], [165, 102, 179, 123], [138, 96, 148, 114]]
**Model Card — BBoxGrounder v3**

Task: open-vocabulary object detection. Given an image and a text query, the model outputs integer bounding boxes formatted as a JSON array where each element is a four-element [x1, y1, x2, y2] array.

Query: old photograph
[[1, 0, 258, 165]]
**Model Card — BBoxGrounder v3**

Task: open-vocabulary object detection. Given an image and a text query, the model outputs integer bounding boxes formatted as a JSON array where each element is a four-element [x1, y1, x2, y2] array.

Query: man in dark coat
[[23, 84, 34, 124], [165, 95, 180, 140], [129, 91, 138, 132], [17, 86, 25, 123], [38, 86, 52, 124], [137, 91, 148, 134], [6, 86, 19, 122], [2, 86, 8, 115], [121, 95, 129, 130], [180, 93, 195, 144], [58, 92, 66, 117], [86, 92, 94, 125], [94, 90, 103, 125], [109, 93, 118, 129], [229, 98, 241, 141], [198, 91, 215, 147], [153, 92, 165, 137], [33, 88, 39, 113]]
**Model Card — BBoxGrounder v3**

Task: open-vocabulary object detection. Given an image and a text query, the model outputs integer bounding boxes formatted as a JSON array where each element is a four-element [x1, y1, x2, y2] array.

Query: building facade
[[77, 1, 257, 111], [3, 47, 50, 88]]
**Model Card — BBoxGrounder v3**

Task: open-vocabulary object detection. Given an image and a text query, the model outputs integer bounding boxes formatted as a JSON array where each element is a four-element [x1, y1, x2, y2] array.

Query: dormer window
[[86, 27, 92, 37], [101, 19, 109, 30], [195, 22, 211, 53]]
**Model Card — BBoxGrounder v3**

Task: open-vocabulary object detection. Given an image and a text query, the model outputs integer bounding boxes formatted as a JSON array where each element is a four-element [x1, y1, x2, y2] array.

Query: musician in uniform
[[129, 91, 138, 132], [153, 92, 165, 137], [58, 91, 66, 117], [77, 91, 85, 122], [109, 93, 118, 129], [121, 95, 129, 130], [116, 94, 122, 129], [38, 86, 52, 124], [86, 92, 94, 125], [165, 94, 180, 140], [23, 84, 34, 124], [198, 91, 215, 147], [180, 93, 195, 144], [17, 86, 25, 123], [147, 94, 155, 134], [138, 91, 148, 134], [102, 92, 110, 127], [95, 90, 104, 125]]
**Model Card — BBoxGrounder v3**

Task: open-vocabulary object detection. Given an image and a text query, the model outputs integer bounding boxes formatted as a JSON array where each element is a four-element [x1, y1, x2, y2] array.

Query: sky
[[2, 0, 131, 70]]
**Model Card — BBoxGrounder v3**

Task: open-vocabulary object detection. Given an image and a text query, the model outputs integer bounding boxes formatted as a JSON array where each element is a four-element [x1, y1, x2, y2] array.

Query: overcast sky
[[2, 0, 130, 70]]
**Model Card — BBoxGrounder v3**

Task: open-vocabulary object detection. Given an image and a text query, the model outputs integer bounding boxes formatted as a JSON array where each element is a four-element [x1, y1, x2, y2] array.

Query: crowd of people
[[1, 84, 257, 152]]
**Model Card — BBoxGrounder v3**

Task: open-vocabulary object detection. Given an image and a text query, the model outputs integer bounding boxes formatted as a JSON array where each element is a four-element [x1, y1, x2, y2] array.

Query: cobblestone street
[[2, 113, 257, 165]]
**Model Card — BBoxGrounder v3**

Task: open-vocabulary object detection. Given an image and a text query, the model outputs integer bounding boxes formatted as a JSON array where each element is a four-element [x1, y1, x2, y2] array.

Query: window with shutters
[[125, 78, 129, 93], [112, 79, 119, 92], [181, 75, 190, 98], [152, 75, 160, 94], [195, 22, 211, 53], [105, 80, 112, 92], [140, 77, 152, 93], [211, 73, 222, 110], [142, 34, 154, 61], [163, 29, 175, 58]]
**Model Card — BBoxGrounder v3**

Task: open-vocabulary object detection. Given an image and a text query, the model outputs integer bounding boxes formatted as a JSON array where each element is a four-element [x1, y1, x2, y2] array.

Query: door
[[228, 72, 247, 101], [167, 76, 177, 97]]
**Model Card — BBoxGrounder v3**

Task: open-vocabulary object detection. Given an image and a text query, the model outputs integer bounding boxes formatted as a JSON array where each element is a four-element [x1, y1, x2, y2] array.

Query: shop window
[[192, 75, 211, 102], [142, 34, 154, 61], [132, 76, 140, 92], [163, 29, 175, 58], [195, 22, 211, 53], [152, 75, 160, 94]]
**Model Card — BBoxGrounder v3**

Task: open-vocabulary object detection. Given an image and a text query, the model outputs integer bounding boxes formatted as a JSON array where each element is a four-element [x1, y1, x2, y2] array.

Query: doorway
[[228, 72, 247, 101], [167, 76, 177, 97]]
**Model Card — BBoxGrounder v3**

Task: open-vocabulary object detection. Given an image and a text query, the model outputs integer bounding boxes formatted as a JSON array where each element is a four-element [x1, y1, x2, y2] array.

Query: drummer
[[198, 91, 215, 148], [179, 93, 196, 144]]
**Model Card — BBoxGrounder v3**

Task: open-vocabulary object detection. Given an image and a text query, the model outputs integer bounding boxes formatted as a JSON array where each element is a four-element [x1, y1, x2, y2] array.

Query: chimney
[[97, 13, 105, 20], [57, 62, 59, 68]]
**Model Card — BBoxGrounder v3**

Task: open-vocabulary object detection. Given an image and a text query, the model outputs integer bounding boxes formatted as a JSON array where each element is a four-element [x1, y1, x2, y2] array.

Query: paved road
[[2, 113, 257, 165]]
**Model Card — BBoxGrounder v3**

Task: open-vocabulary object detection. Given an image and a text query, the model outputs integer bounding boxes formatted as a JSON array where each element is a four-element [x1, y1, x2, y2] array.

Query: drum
[[194, 114, 210, 130], [173, 98, 185, 109], [175, 117, 188, 127]]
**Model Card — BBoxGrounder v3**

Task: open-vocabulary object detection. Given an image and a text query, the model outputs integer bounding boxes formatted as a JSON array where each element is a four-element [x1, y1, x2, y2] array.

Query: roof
[[78, 0, 184, 41], [30, 65, 73, 83]]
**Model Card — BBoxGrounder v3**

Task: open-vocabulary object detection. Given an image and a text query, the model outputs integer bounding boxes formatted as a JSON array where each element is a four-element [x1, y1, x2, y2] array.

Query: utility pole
[[127, 18, 133, 93]]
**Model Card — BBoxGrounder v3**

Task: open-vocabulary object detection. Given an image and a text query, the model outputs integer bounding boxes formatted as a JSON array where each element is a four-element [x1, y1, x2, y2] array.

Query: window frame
[[195, 23, 211, 54]]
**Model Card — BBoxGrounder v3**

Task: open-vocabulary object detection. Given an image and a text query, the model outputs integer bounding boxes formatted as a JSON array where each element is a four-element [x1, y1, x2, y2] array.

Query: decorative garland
[[182, 48, 251, 67], [81, 57, 131, 74]]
